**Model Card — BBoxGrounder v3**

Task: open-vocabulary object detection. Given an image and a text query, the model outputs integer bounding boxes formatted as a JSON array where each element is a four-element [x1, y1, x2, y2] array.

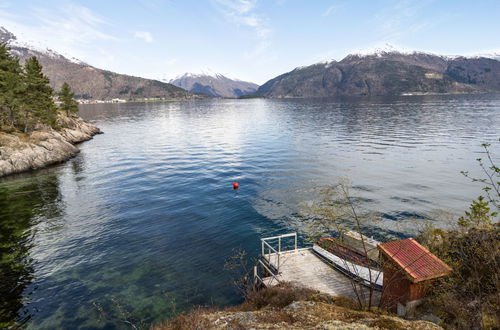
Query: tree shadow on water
[[0, 173, 64, 328]]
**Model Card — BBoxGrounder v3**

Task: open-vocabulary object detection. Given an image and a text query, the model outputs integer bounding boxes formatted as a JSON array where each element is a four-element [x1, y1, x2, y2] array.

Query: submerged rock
[[0, 114, 102, 177]]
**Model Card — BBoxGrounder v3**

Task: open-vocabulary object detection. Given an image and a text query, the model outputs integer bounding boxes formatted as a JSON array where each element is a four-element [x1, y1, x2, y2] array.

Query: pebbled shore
[[0, 114, 102, 178]]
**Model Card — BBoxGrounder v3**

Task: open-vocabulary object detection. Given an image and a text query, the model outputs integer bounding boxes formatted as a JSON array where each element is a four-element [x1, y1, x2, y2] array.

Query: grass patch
[[151, 307, 216, 330]]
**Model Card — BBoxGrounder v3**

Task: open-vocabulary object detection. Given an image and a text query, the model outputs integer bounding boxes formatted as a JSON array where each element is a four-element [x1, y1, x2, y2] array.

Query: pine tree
[[0, 43, 23, 130], [57, 82, 79, 116], [458, 195, 496, 229], [21, 57, 57, 131]]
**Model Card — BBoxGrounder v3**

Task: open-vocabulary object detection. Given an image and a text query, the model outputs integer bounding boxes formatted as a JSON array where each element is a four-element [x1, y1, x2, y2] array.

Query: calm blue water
[[0, 95, 498, 328]]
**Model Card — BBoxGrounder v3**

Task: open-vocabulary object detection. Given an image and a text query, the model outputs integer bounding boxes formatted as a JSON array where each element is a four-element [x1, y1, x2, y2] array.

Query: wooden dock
[[254, 233, 380, 304]]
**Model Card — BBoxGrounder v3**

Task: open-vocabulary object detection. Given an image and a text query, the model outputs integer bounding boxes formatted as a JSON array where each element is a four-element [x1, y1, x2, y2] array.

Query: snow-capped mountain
[[256, 49, 500, 98], [0, 26, 192, 100], [170, 72, 258, 98], [472, 51, 500, 61], [337, 43, 500, 62]]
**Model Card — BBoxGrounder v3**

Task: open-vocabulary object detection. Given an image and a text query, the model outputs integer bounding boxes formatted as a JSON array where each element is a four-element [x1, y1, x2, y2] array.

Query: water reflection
[[0, 173, 64, 327]]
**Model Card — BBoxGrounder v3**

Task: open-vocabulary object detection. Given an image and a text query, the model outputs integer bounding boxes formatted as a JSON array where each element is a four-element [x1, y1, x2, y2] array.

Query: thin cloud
[[0, 1, 14, 18], [214, 0, 271, 41], [372, 0, 435, 43], [134, 31, 153, 43], [215, 0, 256, 15], [244, 39, 271, 59], [164, 58, 177, 66], [213, 0, 273, 59], [94, 48, 116, 67], [31, 4, 117, 44], [0, 2, 119, 69], [322, 5, 338, 17]]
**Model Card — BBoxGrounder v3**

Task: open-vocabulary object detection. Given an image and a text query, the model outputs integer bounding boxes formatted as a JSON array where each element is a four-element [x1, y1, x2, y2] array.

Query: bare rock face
[[0, 115, 102, 177]]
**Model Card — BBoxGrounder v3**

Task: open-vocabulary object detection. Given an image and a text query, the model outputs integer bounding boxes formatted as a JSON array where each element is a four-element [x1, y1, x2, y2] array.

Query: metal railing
[[253, 233, 299, 288], [261, 232, 298, 272], [254, 259, 280, 288]]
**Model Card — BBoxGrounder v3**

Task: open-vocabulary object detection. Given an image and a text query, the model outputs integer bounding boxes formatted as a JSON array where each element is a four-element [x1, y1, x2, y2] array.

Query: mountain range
[[1, 27, 195, 101], [256, 51, 500, 97], [169, 72, 258, 98], [3, 26, 500, 100]]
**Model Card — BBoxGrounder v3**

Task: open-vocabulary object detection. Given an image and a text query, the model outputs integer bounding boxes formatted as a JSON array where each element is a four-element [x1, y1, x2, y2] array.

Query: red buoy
[[233, 182, 239, 190]]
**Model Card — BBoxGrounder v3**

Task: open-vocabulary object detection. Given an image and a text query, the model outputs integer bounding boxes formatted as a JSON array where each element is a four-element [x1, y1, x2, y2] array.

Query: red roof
[[378, 238, 452, 283]]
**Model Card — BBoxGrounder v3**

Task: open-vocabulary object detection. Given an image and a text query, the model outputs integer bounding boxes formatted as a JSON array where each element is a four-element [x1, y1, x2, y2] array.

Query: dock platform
[[254, 233, 380, 304]]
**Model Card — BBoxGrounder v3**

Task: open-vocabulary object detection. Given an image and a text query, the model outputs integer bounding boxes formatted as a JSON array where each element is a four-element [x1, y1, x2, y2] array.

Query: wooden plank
[[262, 248, 380, 304]]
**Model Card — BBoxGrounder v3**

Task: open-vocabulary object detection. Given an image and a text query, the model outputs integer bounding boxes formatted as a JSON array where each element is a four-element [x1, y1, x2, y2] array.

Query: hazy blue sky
[[1, 0, 499, 84]]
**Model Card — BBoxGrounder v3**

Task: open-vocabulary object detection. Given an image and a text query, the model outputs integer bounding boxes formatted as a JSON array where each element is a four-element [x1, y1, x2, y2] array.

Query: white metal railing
[[254, 233, 298, 288], [253, 259, 280, 287], [260, 233, 298, 273]]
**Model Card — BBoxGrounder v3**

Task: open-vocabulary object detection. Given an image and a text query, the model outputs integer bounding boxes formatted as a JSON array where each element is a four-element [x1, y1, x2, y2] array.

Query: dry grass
[[239, 282, 337, 310], [153, 283, 441, 330], [368, 318, 407, 329], [151, 307, 216, 330]]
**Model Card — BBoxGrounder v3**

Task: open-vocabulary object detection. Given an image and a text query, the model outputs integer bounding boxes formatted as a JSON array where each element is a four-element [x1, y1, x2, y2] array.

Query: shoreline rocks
[[0, 114, 102, 178]]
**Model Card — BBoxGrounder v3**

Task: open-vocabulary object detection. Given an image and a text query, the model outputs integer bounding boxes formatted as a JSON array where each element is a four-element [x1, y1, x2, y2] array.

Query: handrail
[[262, 240, 278, 254], [254, 262, 280, 288], [255, 233, 298, 288], [262, 240, 280, 269], [253, 266, 263, 287], [257, 259, 280, 286], [261, 233, 297, 254], [260, 233, 298, 274], [261, 233, 297, 241], [258, 259, 275, 276]]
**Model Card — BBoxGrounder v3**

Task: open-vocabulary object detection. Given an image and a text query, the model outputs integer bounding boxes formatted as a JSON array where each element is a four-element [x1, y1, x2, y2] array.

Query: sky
[[0, 0, 499, 85]]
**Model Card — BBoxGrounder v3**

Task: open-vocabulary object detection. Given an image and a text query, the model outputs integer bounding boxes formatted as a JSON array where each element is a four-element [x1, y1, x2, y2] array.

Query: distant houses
[[77, 98, 127, 104]]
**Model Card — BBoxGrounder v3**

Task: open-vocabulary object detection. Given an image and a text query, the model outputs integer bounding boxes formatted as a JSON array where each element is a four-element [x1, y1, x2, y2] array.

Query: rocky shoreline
[[155, 283, 442, 329], [0, 114, 102, 178]]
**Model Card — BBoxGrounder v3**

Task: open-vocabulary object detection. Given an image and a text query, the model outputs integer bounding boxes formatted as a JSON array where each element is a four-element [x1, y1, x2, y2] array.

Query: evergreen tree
[[0, 44, 62, 133], [0, 43, 23, 130], [57, 82, 79, 115], [458, 195, 496, 229], [21, 57, 57, 131]]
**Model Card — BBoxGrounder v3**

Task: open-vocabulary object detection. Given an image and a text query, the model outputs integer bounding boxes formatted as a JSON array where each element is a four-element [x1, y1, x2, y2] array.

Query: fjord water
[[1, 95, 499, 328]]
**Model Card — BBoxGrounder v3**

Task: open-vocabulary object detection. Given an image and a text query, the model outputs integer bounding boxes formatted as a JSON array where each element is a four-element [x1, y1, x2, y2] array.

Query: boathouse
[[378, 238, 452, 316]]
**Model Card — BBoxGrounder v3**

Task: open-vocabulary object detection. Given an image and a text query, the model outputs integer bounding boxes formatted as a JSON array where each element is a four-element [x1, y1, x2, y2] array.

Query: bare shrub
[[243, 282, 322, 309], [418, 223, 499, 329], [299, 179, 382, 309], [151, 307, 215, 330], [223, 248, 256, 299]]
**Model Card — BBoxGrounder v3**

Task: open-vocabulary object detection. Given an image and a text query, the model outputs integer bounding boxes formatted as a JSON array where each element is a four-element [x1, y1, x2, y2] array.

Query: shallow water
[[0, 95, 498, 328]]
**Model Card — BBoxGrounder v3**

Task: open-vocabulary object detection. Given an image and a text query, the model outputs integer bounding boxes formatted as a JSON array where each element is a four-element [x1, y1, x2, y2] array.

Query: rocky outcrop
[[0, 115, 101, 177], [155, 284, 442, 330], [155, 300, 442, 330]]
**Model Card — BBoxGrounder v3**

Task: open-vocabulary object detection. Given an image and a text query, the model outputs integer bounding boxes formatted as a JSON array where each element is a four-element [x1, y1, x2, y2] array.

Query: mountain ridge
[[4, 26, 500, 100], [256, 50, 500, 98], [1, 27, 198, 101], [170, 72, 258, 98]]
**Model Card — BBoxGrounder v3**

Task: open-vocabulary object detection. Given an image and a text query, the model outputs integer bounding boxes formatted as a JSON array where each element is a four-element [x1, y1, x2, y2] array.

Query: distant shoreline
[[78, 91, 500, 104]]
